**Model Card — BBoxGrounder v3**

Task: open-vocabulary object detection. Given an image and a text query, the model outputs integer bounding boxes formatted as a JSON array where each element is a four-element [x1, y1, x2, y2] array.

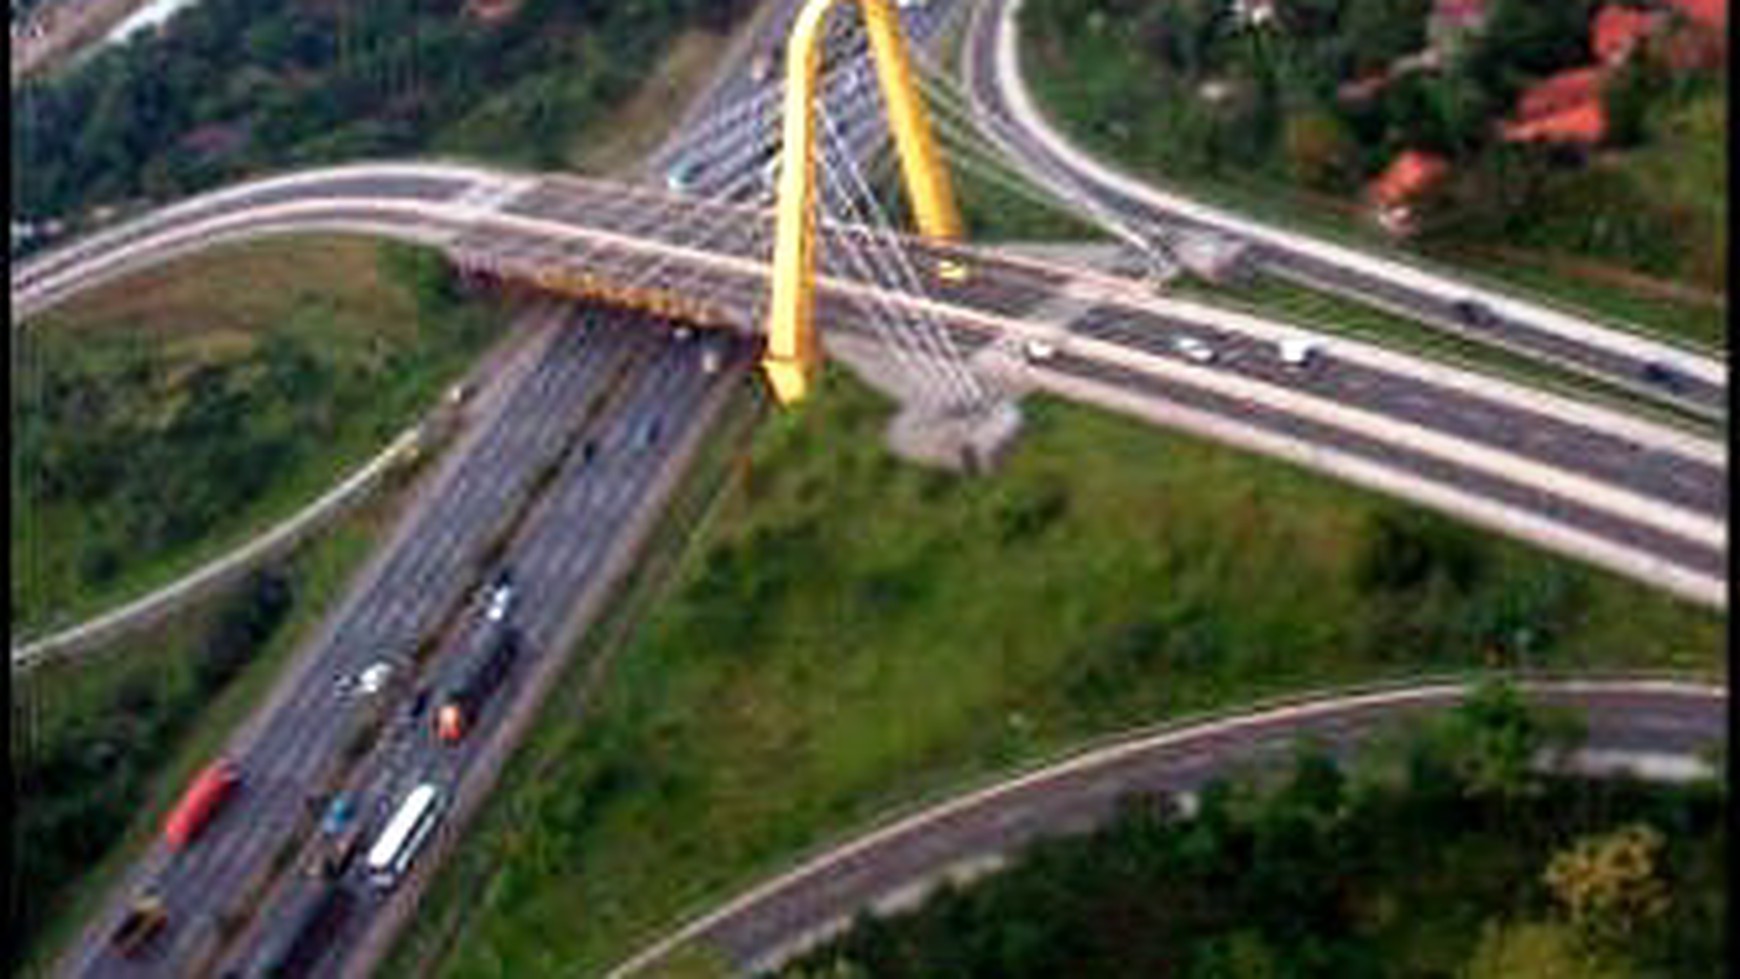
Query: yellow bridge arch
[[762, 0, 963, 405]]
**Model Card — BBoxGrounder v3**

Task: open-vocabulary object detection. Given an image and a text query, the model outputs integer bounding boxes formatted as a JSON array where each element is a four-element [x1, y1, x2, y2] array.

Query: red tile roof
[[1592, 4, 1662, 62], [1369, 150, 1451, 208], [1511, 65, 1607, 120], [1667, 0, 1725, 29], [1501, 99, 1609, 144]]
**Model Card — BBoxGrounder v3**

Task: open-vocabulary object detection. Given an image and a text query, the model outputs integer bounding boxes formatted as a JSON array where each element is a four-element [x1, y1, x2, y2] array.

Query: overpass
[[11, 161, 1727, 609]]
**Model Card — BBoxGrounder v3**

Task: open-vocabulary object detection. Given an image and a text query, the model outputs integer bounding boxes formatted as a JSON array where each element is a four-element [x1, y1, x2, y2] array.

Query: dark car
[[407, 685, 431, 721], [320, 794, 357, 837], [1450, 299, 1498, 328], [1640, 361, 1682, 391]]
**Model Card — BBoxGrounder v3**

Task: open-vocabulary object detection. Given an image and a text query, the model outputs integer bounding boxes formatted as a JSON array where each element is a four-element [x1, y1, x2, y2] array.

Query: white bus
[[365, 782, 445, 890]]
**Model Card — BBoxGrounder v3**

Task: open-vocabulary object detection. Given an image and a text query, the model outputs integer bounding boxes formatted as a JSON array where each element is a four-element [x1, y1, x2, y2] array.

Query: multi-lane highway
[[608, 678, 1727, 976], [59, 302, 754, 977], [12, 164, 1726, 606], [958, 0, 1727, 421]]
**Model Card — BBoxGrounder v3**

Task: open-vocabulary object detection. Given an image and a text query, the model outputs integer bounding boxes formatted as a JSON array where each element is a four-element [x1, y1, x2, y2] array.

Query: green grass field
[[388, 368, 1722, 978], [11, 237, 495, 637]]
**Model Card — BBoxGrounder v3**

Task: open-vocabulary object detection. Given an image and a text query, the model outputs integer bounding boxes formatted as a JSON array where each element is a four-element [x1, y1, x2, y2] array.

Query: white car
[[1172, 335, 1216, 364], [701, 346, 723, 375], [356, 661, 394, 696], [484, 571, 515, 622], [1022, 338, 1058, 363], [1278, 337, 1320, 367]]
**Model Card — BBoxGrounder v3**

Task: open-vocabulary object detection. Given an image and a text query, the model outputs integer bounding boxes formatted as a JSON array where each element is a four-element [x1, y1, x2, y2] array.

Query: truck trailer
[[434, 621, 520, 744], [164, 759, 240, 851]]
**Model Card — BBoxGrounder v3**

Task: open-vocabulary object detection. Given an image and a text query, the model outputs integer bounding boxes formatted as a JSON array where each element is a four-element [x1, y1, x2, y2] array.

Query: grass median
[[387, 367, 1722, 978]]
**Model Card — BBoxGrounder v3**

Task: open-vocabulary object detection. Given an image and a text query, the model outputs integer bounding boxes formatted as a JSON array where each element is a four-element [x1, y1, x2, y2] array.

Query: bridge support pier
[[885, 398, 1024, 473]]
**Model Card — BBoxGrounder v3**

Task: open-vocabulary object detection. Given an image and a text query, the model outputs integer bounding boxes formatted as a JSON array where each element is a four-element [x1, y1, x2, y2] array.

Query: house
[[1500, 98, 1608, 144], [1591, 4, 1663, 64], [1662, 0, 1727, 68], [1368, 150, 1451, 235], [1500, 66, 1610, 145], [1667, 0, 1725, 29]]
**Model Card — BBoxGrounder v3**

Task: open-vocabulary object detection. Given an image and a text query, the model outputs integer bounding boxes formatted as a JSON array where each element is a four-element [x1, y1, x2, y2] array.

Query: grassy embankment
[[12, 237, 494, 639], [1017, 0, 1727, 350], [8, 236, 495, 973], [388, 365, 1722, 978]]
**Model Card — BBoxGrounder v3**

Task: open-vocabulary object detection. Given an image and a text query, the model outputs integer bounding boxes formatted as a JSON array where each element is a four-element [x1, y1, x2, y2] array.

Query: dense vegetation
[[388, 369, 1720, 977], [11, 0, 751, 226], [12, 240, 491, 635], [781, 683, 1726, 978], [1023, 0, 1727, 290]]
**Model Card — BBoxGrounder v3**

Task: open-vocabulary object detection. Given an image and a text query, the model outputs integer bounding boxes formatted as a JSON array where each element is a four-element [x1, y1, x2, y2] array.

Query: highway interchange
[[12, 0, 1728, 974], [19, 164, 1720, 603]]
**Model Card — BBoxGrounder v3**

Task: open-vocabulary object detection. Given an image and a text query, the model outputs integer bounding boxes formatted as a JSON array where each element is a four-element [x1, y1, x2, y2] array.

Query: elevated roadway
[[12, 164, 1725, 606], [608, 678, 1727, 976]]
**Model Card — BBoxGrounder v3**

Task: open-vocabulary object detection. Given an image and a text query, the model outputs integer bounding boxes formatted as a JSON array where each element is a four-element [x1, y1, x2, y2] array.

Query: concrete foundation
[[824, 326, 1026, 474], [885, 397, 1025, 473]]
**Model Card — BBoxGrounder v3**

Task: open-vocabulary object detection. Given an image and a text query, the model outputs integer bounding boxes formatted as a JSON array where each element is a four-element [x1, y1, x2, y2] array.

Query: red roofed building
[[1500, 66, 1610, 145], [1501, 99, 1609, 143], [1592, 4, 1663, 63], [1368, 150, 1451, 235], [1663, 0, 1727, 67], [1667, 0, 1725, 29], [1511, 66, 1606, 120]]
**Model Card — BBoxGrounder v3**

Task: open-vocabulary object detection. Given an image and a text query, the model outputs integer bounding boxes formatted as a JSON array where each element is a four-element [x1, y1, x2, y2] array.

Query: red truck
[[163, 759, 240, 851]]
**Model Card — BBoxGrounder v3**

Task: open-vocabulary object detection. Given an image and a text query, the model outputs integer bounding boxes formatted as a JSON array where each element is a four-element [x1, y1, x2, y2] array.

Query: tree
[[1464, 0, 1595, 98], [1341, 0, 1430, 74], [1426, 680, 1584, 800], [1282, 108, 1358, 190], [1544, 823, 1672, 945], [1601, 47, 1669, 148]]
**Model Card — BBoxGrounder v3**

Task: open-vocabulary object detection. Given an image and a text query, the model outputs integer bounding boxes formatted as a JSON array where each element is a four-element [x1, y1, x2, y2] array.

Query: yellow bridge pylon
[[761, 0, 964, 406]]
